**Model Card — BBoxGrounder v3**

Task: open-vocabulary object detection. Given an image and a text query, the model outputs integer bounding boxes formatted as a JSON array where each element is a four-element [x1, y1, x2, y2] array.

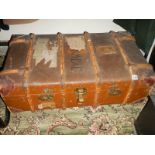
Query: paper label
[[132, 74, 138, 80]]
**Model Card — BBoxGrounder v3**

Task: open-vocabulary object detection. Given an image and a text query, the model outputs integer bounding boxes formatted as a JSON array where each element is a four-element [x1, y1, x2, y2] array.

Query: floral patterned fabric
[[0, 100, 146, 135]]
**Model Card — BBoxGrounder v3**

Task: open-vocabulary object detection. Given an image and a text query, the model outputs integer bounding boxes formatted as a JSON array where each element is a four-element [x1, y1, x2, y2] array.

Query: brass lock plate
[[108, 84, 121, 96], [39, 88, 54, 102], [38, 88, 55, 110], [75, 88, 87, 104]]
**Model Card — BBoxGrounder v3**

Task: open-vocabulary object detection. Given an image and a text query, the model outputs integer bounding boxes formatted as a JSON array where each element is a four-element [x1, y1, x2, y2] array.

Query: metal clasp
[[75, 88, 87, 103], [108, 86, 121, 96], [39, 88, 54, 102]]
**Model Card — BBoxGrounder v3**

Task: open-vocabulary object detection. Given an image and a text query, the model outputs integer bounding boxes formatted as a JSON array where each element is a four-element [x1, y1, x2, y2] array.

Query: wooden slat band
[[0, 69, 22, 75], [111, 32, 135, 104], [84, 31, 100, 106], [58, 32, 66, 108], [23, 33, 35, 111]]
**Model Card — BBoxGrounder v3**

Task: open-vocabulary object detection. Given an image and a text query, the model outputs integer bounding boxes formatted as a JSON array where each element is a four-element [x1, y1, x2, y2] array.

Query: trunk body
[[0, 32, 154, 112]]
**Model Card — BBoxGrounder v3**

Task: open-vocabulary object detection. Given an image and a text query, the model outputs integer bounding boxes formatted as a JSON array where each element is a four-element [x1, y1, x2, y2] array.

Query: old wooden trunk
[[0, 32, 155, 112]]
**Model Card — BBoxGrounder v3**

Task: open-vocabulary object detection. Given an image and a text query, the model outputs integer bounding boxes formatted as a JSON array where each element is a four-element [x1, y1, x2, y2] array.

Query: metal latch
[[39, 88, 54, 102], [108, 84, 121, 96], [75, 88, 87, 103], [38, 88, 55, 110]]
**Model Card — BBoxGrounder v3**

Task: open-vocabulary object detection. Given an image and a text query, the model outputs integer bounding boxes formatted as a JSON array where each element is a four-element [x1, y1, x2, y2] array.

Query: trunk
[[0, 32, 155, 112]]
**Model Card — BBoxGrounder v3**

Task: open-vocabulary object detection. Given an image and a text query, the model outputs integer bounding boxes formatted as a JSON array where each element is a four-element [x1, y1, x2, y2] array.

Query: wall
[[0, 19, 125, 40]]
